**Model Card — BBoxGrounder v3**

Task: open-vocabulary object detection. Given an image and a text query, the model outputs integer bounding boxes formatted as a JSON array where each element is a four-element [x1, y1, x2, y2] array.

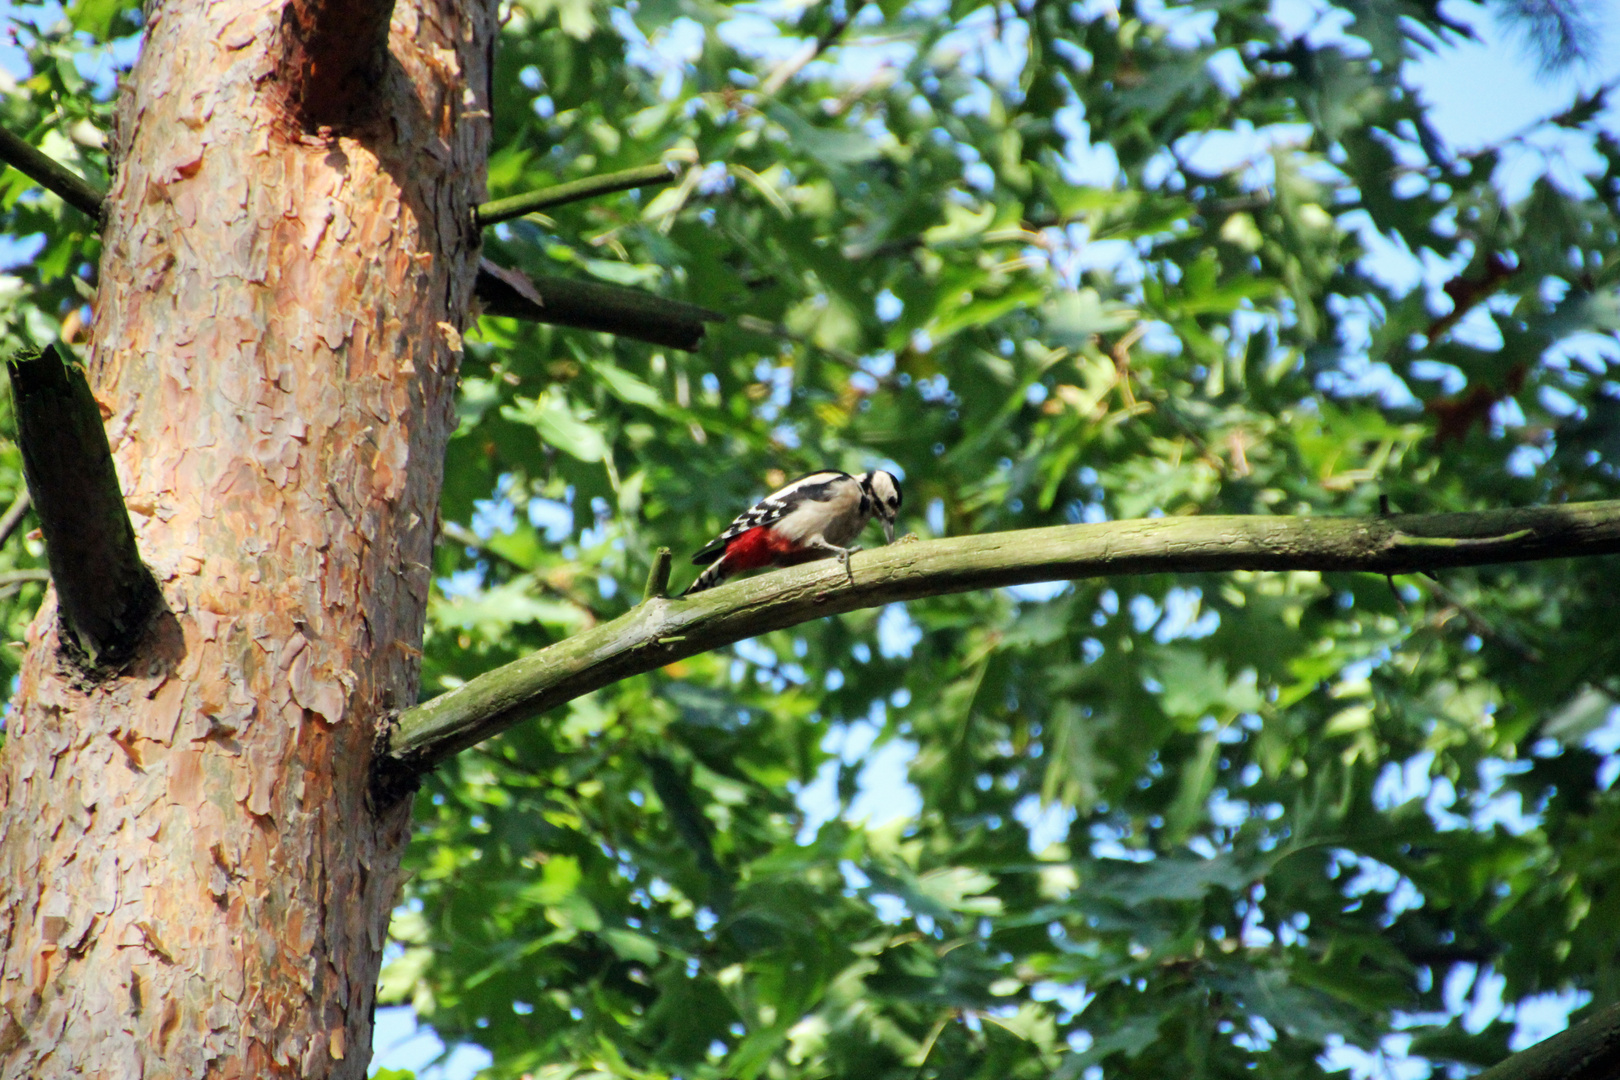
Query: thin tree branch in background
[[0, 127, 105, 221], [437, 520, 598, 613], [6, 345, 160, 668], [438, 519, 528, 574], [760, 1, 865, 94], [378, 499, 1620, 780], [474, 259, 721, 351], [1477, 1000, 1620, 1080], [641, 752, 729, 888], [1393, 76, 1620, 180], [734, 314, 898, 385], [1493, 0, 1601, 73], [0, 490, 33, 548], [475, 163, 681, 227], [1419, 574, 1544, 664]]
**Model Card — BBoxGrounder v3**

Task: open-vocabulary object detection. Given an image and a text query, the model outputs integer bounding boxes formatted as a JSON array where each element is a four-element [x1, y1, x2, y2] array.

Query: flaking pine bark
[[0, 0, 492, 1073]]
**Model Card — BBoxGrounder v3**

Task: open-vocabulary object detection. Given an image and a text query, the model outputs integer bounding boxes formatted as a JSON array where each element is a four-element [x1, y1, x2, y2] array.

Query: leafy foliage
[[5, 0, 1620, 1077]]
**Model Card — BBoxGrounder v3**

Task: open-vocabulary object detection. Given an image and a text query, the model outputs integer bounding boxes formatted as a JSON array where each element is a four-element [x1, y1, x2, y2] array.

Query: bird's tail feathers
[[690, 537, 726, 565], [681, 558, 731, 596]]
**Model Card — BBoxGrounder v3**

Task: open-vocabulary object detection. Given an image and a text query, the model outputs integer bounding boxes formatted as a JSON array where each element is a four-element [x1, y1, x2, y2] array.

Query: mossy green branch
[[475, 163, 680, 227], [382, 499, 1620, 776]]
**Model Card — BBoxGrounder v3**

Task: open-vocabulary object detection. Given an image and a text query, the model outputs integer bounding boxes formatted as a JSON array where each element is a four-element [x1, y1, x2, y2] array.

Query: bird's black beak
[[881, 519, 895, 544]]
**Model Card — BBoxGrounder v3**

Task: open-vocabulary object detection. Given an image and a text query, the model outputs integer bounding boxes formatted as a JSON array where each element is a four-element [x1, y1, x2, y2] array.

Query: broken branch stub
[[7, 345, 160, 667]]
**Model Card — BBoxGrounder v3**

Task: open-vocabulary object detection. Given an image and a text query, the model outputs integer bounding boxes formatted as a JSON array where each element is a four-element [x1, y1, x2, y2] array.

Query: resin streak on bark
[[0, 0, 491, 1072]]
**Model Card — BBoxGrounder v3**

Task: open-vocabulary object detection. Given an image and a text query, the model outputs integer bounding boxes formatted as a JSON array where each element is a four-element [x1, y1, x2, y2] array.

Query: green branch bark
[[475, 163, 679, 227], [380, 498, 1620, 778]]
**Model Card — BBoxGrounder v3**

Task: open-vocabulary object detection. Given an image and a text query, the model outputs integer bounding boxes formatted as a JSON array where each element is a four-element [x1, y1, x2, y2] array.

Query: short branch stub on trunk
[[7, 345, 160, 667], [475, 259, 722, 351]]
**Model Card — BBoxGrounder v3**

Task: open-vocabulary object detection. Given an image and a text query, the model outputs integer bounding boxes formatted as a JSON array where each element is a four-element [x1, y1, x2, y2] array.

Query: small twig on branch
[[0, 127, 105, 221], [6, 345, 160, 668], [1420, 575, 1543, 664], [474, 259, 722, 352], [643, 547, 673, 603], [475, 163, 681, 228], [0, 489, 32, 548], [378, 499, 1620, 778], [735, 314, 887, 381]]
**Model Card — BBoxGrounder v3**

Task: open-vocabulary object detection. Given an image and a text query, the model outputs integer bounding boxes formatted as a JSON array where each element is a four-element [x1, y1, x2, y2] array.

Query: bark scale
[[0, 0, 490, 1072]]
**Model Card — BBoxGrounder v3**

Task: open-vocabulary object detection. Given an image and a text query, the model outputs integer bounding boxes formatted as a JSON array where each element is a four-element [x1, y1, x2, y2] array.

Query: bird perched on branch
[[682, 470, 903, 596]]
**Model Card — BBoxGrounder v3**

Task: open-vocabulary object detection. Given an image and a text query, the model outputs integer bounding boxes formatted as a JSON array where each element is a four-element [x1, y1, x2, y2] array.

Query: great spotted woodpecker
[[682, 470, 902, 595]]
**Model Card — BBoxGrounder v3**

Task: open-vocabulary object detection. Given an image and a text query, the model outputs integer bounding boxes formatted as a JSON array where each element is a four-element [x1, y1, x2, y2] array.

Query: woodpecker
[[682, 470, 903, 595]]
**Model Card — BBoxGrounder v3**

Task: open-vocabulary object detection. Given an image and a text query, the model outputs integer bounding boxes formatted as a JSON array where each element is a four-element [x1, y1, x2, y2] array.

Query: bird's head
[[862, 470, 903, 543]]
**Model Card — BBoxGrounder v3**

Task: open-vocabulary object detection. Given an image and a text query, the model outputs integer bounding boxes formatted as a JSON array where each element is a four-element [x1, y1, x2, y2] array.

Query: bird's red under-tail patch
[[719, 526, 801, 571]]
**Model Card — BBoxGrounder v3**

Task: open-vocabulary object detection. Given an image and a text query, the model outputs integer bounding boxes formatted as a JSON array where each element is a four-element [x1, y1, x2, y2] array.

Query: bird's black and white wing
[[690, 471, 853, 565]]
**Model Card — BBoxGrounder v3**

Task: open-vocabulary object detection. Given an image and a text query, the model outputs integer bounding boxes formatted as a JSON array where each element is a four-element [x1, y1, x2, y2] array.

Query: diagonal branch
[[378, 499, 1620, 782], [760, 1, 867, 95], [1476, 1000, 1620, 1080], [0, 489, 33, 548], [0, 126, 720, 352], [0, 127, 105, 220]]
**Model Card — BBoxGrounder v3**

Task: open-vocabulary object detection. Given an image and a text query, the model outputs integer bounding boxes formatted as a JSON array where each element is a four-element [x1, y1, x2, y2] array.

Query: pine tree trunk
[[0, 0, 490, 1071]]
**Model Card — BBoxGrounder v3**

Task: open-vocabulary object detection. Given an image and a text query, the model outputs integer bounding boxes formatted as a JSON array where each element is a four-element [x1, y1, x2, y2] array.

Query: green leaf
[[602, 927, 662, 964], [66, 0, 123, 38], [502, 388, 608, 462], [1043, 289, 1133, 346], [1086, 851, 1274, 905]]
